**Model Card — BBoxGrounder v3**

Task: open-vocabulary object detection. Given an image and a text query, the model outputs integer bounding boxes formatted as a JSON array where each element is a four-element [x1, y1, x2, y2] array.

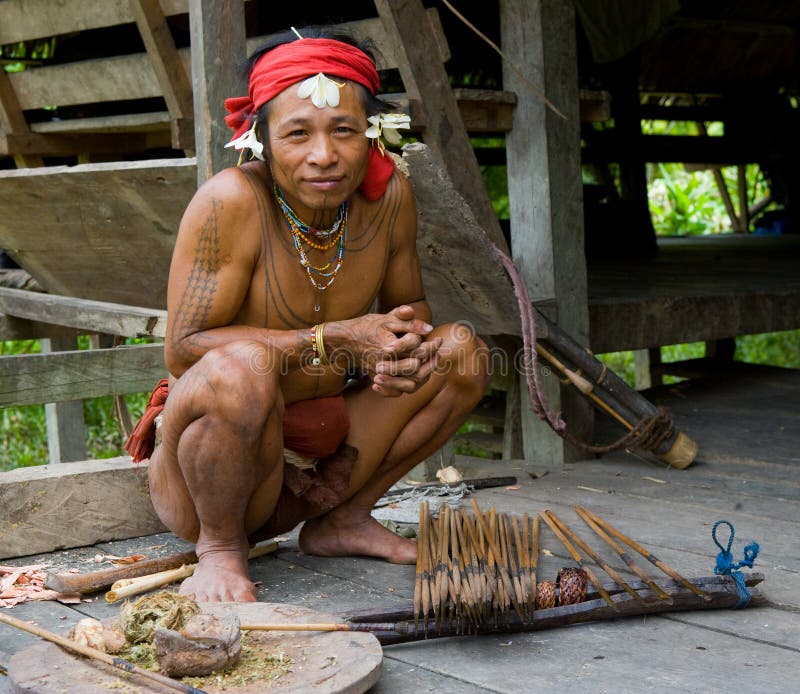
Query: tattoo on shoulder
[[170, 199, 223, 360]]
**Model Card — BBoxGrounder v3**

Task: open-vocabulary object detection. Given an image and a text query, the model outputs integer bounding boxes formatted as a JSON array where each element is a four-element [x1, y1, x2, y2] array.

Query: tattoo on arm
[[169, 199, 222, 363]]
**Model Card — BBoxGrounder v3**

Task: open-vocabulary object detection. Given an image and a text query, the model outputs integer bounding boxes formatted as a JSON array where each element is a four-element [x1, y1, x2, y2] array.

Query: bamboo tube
[[0, 612, 206, 694], [574, 506, 673, 602], [545, 511, 644, 603], [103, 540, 279, 603], [538, 511, 616, 608], [534, 311, 698, 468], [578, 507, 711, 601], [106, 565, 195, 603]]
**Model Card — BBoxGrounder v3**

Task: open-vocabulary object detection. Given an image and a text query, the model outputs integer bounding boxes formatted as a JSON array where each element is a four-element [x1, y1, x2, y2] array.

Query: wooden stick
[[538, 511, 616, 608], [545, 511, 646, 604], [47, 540, 278, 595], [241, 622, 400, 633], [578, 508, 711, 601], [0, 612, 206, 694], [531, 514, 539, 610], [574, 506, 674, 602], [414, 502, 425, 632]]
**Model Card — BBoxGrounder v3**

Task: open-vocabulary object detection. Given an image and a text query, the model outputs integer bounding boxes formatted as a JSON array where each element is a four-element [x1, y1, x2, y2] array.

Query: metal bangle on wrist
[[310, 322, 328, 366]]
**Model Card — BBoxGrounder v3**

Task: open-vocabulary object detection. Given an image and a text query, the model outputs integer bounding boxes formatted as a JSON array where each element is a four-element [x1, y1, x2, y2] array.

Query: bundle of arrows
[[329, 500, 764, 645]]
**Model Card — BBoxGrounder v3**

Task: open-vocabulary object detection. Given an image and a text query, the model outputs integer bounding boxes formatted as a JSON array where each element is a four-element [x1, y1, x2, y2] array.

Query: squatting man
[[126, 26, 490, 602]]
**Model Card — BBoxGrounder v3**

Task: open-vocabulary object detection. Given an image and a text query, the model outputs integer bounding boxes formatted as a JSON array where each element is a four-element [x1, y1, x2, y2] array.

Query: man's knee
[[434, 322, 491, 399], [193, 340, 284, 428]]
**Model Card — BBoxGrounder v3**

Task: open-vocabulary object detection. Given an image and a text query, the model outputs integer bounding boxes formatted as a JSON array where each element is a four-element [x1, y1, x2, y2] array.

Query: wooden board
[[0, 159, 195, 306], [7, 11, 448, 112], [0, 458, 166, 560], [588, 235, 800, 352], [7, 603, 383, 694], [0, 287, 167, 338], [0, 343, 166, 407]]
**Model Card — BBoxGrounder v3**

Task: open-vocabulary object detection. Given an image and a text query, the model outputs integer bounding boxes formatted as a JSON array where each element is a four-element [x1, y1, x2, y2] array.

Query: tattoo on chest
[[170, 199, 223, 360]]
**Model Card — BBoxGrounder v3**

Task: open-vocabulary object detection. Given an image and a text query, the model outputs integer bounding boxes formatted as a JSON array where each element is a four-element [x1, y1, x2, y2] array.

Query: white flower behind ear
[[365, 113, 411, 151], [297, 73, 342, 109], [224, 121, 264, 162]]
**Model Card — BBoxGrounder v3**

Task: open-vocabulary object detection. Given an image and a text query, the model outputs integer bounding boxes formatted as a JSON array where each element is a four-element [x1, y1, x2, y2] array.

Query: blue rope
[[712, 520, 760, 608]]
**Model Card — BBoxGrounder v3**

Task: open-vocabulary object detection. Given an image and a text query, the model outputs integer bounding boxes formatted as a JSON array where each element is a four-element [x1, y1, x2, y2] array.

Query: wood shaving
[[0, 564, 79, 608]]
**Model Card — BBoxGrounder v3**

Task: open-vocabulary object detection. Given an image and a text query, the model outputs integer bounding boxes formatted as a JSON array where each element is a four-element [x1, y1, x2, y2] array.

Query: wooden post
[[188, 0, 246, 185], [130, 0, 195, 150], [40, 336, 88, 464], [500, 0, 592, 463], [633, 349, 652, 390], [374, 0, 509, 253], [0, 70, 44, 168]]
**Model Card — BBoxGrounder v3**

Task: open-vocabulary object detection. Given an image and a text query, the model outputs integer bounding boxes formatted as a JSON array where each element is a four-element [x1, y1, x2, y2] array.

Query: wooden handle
[[44, 550, 198, 594], [45, 540, 279, 595]]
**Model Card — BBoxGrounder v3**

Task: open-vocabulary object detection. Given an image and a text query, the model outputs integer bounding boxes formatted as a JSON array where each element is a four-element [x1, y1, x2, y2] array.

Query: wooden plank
[[396, 89, 516, 134], [0, 0, 191, 44], [0, 343, 166, 407], [9, 53, 177, 111], [0, 287, 167, 339], [500, 0, 592, 463], [41, 336, 87, 464], [129, 0, 194, 129], [0, 458, 166, 560], [0, 131, 148, 156], [189, 0, 247, 183], [589, 291, 800, 353], [375, 0, 509, 254], [0, 158, 195, 306], [30, 111, 171, 134], [0, 314, 79, 341], [7, 11, 448, 113]]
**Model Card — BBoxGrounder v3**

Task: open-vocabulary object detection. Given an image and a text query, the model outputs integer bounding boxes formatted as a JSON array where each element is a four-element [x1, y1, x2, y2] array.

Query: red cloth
[[124, 378, 169, 462], [223, 37, 394, 201], [124, 382, 350, 463]]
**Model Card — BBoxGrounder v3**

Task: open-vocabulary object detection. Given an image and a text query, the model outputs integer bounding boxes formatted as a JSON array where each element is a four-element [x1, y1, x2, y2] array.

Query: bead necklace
[[274, 185, 348, 311], [274, 184, 346, 243]]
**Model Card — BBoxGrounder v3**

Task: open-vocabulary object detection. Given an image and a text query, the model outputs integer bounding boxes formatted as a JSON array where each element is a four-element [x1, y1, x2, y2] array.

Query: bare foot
[[299, 512, 417, 564], [179, 550, 257, 603]]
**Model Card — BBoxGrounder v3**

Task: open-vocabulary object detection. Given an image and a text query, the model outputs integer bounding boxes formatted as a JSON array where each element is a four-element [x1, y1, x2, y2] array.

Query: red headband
[[224, 37, 392, 200], [225, 38, 380, 139]]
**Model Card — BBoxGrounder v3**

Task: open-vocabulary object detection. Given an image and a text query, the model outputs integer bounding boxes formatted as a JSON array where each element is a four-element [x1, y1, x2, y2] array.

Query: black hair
[[240, 25, 396, 145]]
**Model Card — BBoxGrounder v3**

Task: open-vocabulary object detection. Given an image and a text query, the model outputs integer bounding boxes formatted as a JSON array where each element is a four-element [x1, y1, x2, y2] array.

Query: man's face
[[266, 79, 370, 221]]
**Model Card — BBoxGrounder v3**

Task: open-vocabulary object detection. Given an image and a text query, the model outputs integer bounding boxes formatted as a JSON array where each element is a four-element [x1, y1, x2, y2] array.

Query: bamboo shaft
[[106, 565, 196, 603], [544, 511, 644, 603], [536, 343, 633, 430], [0, 612, 206, 694], [579, 508, 711, 601], [574, 507, 673, 601]]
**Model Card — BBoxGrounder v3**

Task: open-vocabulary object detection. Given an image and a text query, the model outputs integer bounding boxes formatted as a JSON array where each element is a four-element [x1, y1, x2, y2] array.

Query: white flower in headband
[[297, 72, 344, 109], [365, 113, 411, 151], [224, 121, 264, 161]]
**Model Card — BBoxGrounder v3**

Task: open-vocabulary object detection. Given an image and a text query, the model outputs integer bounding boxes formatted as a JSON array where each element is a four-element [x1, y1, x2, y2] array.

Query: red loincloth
[[124, 380, 355, 512]]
